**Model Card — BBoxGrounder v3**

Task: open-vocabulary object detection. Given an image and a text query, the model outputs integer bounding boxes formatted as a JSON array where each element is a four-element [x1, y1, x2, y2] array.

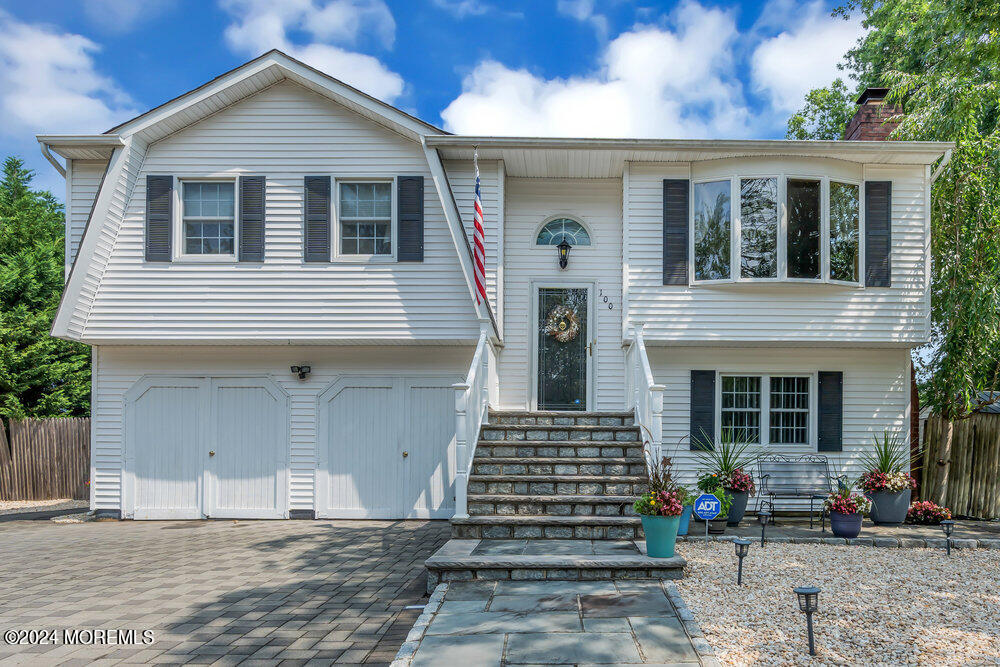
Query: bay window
[[717, 373, 813, 447]]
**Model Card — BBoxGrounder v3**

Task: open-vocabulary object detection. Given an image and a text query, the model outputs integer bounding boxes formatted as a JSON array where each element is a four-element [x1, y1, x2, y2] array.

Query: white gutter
[[931, 148, 953, 183], [38, 141, 66, 177]]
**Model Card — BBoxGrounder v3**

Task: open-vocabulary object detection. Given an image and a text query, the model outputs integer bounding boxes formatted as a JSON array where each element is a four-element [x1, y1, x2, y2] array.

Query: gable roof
[[105, 49, 446, 145]]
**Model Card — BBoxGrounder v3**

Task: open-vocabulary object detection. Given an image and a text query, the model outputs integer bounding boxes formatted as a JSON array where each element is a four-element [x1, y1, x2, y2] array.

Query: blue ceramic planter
[[676, 505, 694, 536], [640, 515, 681, 558]]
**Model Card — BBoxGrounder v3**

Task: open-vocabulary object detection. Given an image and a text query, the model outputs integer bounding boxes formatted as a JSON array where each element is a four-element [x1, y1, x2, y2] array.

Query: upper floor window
[[536, 218, 591, 246], [182, 181, 235, 256], [339, 182, 393, 256], [691, 175, 862, 285]]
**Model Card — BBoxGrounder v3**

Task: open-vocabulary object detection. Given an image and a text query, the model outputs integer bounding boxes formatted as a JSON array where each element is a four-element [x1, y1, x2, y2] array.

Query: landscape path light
[[734, 538, 750, 586], [941, 519, 955, 555], [793, 586, 820, 656], [757, 510, 771, 547]]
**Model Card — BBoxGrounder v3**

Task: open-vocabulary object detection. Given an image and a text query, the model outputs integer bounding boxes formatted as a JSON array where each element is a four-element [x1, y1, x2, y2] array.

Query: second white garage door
[[316, 375, 458, 519]]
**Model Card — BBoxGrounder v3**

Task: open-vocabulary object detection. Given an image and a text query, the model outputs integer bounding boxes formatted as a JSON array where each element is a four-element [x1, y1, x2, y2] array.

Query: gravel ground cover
[[675, 542, 1000, 665], [0, 498, 82, 514]]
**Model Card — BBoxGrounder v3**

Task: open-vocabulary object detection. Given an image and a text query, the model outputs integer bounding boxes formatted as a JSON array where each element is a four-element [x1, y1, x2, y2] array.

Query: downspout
[[38, 141, 66, 177], [930, 149, 952, 183]]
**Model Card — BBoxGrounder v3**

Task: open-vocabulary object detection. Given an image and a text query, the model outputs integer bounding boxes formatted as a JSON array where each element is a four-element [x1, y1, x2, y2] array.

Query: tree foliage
[[0, 157, 90, 419], [785, 78, 857, 140]]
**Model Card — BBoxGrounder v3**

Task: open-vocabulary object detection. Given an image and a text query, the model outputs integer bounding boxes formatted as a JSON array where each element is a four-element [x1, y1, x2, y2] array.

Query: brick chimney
[[844, 87, 901, 140]]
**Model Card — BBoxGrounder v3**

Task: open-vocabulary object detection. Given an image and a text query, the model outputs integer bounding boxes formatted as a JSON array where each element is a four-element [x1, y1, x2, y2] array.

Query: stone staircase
[[425, 410, 686, 591], [451, 410, 647, 539]]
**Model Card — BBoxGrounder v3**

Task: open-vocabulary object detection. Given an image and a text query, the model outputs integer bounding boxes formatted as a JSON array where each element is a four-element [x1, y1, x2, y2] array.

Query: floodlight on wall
[[290, 365, 311, 380]]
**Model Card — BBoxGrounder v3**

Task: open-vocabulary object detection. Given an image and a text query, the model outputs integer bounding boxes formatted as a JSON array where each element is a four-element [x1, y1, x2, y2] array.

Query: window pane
[[830, 181, 860, 282], [374, 182, 392, 217], [721, 375, 760, 444], [694, 180, 731, 281], [535, 218, 591, 246], [740, 178, 778, 278], [769, 376, 809, 445], [340, 184, 358, 217], [787, 179, 820, 279]]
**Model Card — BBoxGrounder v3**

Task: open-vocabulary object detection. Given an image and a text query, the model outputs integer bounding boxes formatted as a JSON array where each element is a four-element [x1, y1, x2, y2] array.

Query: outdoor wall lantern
[[793, 586, 821, 656], [290, 365, 311, 380], [557, 239, 571, 269], [757, 510, 771, 547], [734, 539, 750, 586], [941, 519, 955, 555]]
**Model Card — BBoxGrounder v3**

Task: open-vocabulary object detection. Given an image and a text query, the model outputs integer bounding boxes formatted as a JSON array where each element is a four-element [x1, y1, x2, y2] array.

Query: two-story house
[[38, 51, 951, 523]]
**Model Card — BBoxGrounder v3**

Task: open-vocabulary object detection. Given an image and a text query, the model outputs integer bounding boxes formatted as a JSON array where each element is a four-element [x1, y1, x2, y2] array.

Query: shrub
[[906, 500, 952, 525]]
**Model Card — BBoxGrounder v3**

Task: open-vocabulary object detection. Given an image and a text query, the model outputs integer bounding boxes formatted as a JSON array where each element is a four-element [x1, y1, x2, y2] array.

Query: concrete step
[[474, 441, 645, 459], [480, 424, 643, 443], [471, 457, 646, 476], [451, 515, 643, 540], [468, 495, 636, 517], [489, 410, 634, 426], [424, 538, 685, 592], [468, 475, 647, 496]]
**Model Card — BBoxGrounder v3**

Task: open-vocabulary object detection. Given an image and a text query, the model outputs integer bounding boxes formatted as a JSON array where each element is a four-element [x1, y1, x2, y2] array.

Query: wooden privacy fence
[[921, 415, 1000, 520], [0, 418, 90, 501]]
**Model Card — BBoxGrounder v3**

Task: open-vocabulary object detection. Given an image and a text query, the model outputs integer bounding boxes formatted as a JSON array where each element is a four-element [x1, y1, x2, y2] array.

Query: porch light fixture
[[557, 239, 571, 269], [734, 539, 750, 586], [757, 510, 771, 547], [941, 519, 955, 555], [792, 586, 820, 656], [290, 365, 311, 380]]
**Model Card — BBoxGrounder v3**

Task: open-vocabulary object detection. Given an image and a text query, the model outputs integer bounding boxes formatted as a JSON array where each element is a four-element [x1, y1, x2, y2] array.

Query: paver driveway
[[0, 518, 449, 665]]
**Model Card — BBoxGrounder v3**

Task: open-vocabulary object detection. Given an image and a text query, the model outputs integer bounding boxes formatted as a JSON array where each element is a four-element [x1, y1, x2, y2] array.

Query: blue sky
[[0, 0, 863, 195]]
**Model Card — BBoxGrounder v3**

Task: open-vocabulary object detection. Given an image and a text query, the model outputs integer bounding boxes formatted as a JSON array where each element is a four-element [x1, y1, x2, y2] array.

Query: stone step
[[480, 424, 642, 443], [424, 538, 685, 592], [468, 495, 636, 517], [468, 475, 647, 496], [489, 410, 634, 427], [471, 457, 646, 476], [474, 441, 645, 459], [451, 515, 644, 540]]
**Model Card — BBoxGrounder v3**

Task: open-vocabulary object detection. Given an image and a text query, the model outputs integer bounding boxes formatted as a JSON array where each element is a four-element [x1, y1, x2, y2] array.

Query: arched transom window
[[536, 218, 592, 246]]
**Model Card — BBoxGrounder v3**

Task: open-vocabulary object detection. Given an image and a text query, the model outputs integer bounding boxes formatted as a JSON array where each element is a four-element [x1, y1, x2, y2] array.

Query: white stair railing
[[625, 323, 665, 462], [453, 325, 497, 518]]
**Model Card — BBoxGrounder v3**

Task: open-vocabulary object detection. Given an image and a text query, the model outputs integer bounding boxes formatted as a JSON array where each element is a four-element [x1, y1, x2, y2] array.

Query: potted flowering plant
[[694, 429, 761, 527], [906, 501, 952, 525], [634, 454, 685, 557], [823, 484, 872, 538], [859, 432, 918, 526]]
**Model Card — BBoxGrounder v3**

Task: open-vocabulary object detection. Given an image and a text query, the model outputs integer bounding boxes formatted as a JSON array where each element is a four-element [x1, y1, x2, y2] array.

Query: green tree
[[0, 157, 90, 419], [785, 78, 857, 140]]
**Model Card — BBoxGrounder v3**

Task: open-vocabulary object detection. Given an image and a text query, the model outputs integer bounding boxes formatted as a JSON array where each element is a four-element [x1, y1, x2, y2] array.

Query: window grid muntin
[[536, 218, 592, 246], [181, 181, 235, 256], [339, 181, 393, 256], [769, 376, 810, 444], [721, 375, 761, 444]]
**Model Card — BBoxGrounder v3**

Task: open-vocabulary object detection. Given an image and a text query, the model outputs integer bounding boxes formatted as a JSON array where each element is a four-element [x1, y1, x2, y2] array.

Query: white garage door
[[317, 375, 457, 519], [125, 377, 289, 520]]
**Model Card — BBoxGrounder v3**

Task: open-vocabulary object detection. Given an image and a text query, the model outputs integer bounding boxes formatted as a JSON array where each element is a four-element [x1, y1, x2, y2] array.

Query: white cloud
[[81, 0, 176, 34], [0, 11, 138, 136], [557, 0, 609, 40], [441, 2, 756, 138], [220, 0, 404, 101], [432, 0, 491, 18], [751, 0, 864, 112]]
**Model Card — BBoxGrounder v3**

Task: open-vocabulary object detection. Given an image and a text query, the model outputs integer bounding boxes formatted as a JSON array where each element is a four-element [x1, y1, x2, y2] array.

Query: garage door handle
[[402, 451, 408, 458], [209, 450, 215, 457]]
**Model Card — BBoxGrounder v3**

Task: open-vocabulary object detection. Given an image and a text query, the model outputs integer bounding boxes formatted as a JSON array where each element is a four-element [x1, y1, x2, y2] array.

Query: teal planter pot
[[677, 505, 694, 536], [640, 515, 681, 558]]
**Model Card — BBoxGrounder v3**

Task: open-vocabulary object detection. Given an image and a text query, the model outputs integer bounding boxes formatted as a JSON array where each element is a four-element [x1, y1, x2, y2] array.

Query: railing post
[[650, 384, 665, 461], [453, 381, 470, 519]]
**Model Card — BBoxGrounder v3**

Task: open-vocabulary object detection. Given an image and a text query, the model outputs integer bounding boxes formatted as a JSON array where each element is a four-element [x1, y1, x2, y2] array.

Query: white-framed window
[[337, 181, 394, 257], [180, 180, 237, 258], [536, 218, 592, 246], [690, 174, 863, 286], [716, 373, 813, 447]]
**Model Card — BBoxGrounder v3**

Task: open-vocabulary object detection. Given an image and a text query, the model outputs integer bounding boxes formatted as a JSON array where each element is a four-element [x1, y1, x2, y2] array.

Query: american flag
[[473, 149, 487, 305]]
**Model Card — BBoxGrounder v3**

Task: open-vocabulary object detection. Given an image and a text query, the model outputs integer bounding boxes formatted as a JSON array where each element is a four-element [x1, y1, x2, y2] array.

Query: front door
[[537, 287, 589, 410]]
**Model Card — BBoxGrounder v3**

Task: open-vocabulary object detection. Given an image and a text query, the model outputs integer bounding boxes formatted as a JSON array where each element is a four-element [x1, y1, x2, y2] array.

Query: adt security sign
[[694, 494, 722, 520]]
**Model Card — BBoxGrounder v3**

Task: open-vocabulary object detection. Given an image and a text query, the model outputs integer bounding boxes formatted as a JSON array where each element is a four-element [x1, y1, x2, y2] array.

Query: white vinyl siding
[[91, 344, 471, 516], [83, 81, 478, 342], [625, 159, 929, 343], [498, 178, 625, 410], [649, 346, 910, 508], [66, 159, 107, 276]]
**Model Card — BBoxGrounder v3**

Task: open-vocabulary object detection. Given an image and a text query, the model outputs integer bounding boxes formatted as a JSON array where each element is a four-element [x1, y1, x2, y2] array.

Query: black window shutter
[[145, 175, 172, 262], [303, 176, 331, 262], [864, 181, 891, 287], [397, 176, 424, 262], [239, 176, 266, 262], [663, 179, 690, 285], [690, 370, 715, 450], [817, 371, 844, 452]]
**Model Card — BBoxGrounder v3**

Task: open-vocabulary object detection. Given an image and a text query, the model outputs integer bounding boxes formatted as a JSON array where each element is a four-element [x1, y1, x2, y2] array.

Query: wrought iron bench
[[756, 454, 847, 531]]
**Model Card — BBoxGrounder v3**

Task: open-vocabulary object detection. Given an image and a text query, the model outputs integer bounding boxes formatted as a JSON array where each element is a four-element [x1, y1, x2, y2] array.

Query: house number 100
[[598, 289, 615, 310]]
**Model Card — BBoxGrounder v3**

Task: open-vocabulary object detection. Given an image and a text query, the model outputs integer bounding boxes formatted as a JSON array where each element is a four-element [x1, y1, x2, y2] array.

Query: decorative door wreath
[[543, 304, 580, 343]]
